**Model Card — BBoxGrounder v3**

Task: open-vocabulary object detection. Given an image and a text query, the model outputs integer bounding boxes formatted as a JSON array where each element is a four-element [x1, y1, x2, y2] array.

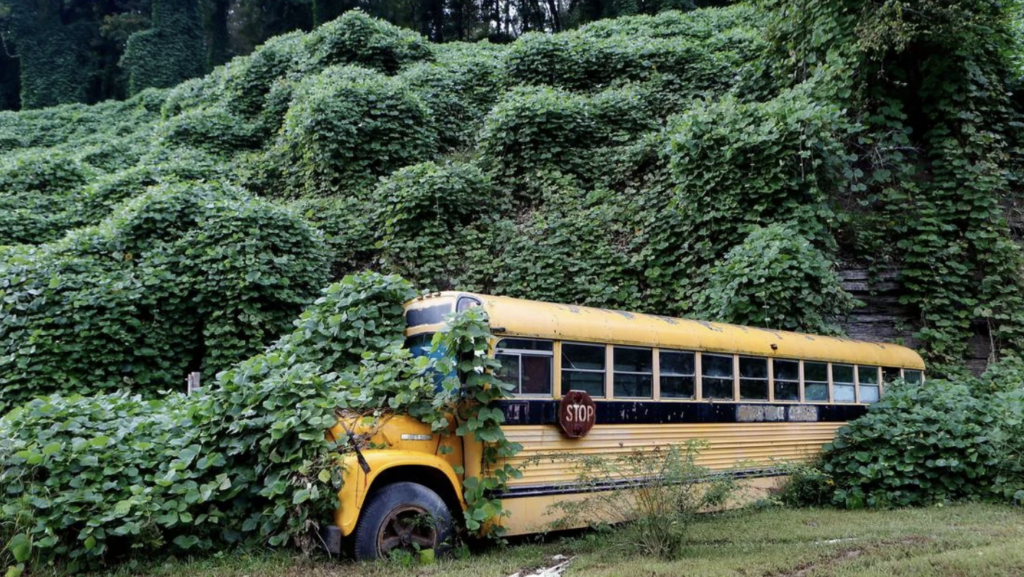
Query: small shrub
[[774, 460, 835, 508], [548, 440, 735, 560]]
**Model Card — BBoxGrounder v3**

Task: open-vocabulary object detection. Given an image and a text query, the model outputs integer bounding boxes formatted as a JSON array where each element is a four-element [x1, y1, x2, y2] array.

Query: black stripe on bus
[[495, 467, 785, 499], [496, 399, 867, 426]]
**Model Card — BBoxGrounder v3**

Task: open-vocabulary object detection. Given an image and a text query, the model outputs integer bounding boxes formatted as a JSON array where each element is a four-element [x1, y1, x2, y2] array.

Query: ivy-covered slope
[[2, 2, 1023, 407]]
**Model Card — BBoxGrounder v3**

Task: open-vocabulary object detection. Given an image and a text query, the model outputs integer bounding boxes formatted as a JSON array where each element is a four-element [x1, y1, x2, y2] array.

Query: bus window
[[773, 359, 800, 401], [833, 364, 855, 402], [660, 350, 695, 399], [804, 362, 828, 401], [613, 347, 653, 398], [858, 366, 880, 403], [904, 369, 923, 384], [702, 354, 734, 400], [495, 338, 553, 397], [882, 366, 902, 385], [739, 357, 768, 400], [562, 343, 606, 397]]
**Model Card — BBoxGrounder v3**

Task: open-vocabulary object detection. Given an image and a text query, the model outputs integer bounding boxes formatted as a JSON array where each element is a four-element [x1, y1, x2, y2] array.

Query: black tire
[[352, 482, 454, 561]]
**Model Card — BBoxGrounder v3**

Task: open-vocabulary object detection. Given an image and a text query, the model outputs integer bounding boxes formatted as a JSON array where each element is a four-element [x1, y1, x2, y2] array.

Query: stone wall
[[839, 268, 991, 374]]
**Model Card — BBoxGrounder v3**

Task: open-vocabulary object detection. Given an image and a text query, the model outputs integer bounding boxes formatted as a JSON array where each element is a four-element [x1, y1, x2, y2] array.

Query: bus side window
[[773, 359, 800, 401], [702, 354, 734, 400], [739, 357, 768, 400], [804, 362, 828, 401], [858, 366, 880, 403], [613, 347, 653, 398], [904, 369, 923, 384], [660, 350, 695, 399], [832, 364, 855, 403], [495, 338, 553, 397], [562, 343, 606, 397], [882, 367, 902, 386]]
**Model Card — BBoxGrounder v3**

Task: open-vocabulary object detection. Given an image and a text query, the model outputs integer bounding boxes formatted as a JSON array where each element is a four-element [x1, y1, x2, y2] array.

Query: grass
[[98, 504, 1024, 577]]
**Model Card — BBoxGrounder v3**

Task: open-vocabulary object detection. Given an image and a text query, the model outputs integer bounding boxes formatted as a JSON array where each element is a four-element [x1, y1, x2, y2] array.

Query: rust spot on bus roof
[[697, 320, 724, 332], [611, 310, 635, 320], [650, 315, 679, 325]]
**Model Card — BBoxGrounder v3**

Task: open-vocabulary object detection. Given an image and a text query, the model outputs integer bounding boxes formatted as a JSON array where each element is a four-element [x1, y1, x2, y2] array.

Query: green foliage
[[0, 272, 521, 569], [0, 181, 329, 412], [774, 460, 835, 508], [503, 30, 743, 94], [376, 161, 495, 289], [761, 0, 1024, 374], [694, 223, 858, 335], [5, 2, 92, 109], [479, 85, 656, 186], [824, 375, 1024, 508], [400, 43, 506, 150], [656, 89, 849, 313], [286, 196, 378, 278], [121, 0, 207, 95], [301, 10, 433, 73], [268, 66, 438, 197]]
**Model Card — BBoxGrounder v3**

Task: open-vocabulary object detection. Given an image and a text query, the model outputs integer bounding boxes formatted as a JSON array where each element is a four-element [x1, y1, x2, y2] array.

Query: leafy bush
[[0, 273, 415, 571], [655, 89, 849, 313], [774, 460, 835, 508], [287, 196, 378, 278], [223, 31, 306, 118], [0, 181, 329, 411], [268, 66, 438, 197], [824, 375, 1024, 508], [300, 10, 433, 74], [375, 161, 495, 289], [693, 223, 858, 335], [0, 149, 95, 196], [157, 105, 263, 155], [121, 0, 206, 95], [504, 33, 739, 95], [479, 85, 655, 185], [401, 43, 506, 150]]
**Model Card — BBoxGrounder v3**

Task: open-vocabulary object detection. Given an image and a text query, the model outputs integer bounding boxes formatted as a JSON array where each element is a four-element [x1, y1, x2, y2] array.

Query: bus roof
[[406, 291, 926, 370]]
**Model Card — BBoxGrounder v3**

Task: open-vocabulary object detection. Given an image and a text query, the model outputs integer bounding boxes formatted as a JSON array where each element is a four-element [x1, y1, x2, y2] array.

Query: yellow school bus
[[321, 291, 925, 559]]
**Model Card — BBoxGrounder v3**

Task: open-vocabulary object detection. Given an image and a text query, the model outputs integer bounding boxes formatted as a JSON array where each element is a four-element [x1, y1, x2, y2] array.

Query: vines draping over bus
[[0, 272, 521, 571]]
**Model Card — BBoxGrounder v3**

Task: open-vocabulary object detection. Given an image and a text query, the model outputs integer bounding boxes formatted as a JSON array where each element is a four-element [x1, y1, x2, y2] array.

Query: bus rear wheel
[[352, 482, 453, 561]]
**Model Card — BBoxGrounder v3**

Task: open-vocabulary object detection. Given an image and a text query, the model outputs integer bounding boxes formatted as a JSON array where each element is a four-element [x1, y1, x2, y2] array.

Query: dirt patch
[[770, 535, 937, 577]]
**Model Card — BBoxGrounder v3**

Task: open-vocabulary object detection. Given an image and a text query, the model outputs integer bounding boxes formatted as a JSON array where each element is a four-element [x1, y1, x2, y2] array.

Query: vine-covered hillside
[[2, 1, 1024, 411]]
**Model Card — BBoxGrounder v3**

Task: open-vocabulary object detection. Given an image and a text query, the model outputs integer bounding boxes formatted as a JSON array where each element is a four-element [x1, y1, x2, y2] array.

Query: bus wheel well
[[368, 466, 463, 522]]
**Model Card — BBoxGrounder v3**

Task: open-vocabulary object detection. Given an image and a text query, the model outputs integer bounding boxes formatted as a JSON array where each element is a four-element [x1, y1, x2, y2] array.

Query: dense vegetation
[[3, 0, 1024, 572], [0, 0, 729, 111], [0, 272, 518, 571]]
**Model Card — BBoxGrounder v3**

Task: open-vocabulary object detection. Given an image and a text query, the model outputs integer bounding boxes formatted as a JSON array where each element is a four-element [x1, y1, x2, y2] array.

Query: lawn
[[96, 504, 1024, 577]]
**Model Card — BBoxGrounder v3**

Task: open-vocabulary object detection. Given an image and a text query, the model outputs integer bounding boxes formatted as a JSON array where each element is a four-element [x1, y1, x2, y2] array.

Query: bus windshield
[[404, 333, 453, 389]]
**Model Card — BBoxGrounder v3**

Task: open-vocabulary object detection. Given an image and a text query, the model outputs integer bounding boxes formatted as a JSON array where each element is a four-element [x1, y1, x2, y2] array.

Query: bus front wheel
[[352, 481, 453, 561]]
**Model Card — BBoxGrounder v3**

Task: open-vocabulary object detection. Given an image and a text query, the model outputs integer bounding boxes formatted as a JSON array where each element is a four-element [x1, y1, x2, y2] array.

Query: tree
[[1, 0, 92, 109], [121, 0, 206, 94]]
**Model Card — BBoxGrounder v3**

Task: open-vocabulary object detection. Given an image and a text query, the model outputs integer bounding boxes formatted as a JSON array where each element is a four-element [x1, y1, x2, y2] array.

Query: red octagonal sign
[[558, 390, 596, 438]]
